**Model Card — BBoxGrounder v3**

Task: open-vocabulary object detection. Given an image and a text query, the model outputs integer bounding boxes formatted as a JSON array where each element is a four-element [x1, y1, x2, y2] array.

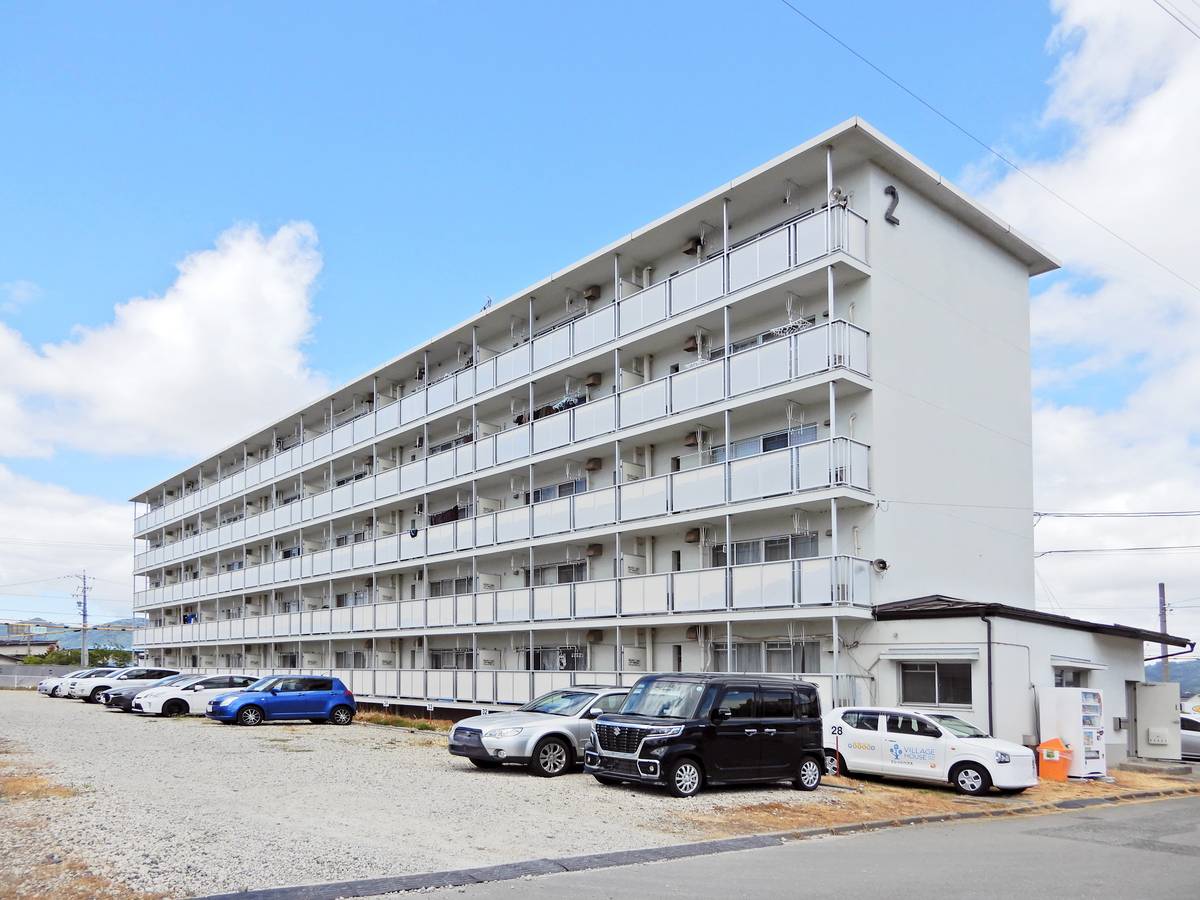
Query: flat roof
[[132, 116, 1060, 501], [875, 596, 1192, 648]]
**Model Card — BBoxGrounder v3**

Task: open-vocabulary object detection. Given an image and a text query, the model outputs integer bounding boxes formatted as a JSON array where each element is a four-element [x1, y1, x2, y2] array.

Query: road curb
[[194, 785, 1200, 899]]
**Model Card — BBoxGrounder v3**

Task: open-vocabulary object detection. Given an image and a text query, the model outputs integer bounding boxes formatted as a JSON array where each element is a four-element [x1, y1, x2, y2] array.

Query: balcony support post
[[725, 620, 733, 674], [831, 614, 841, 707], [616, 623, 622, 676]]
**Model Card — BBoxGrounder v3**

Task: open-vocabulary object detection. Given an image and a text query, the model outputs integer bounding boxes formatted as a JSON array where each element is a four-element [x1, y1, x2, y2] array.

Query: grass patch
[[355, 708, 453, 732], [0, 773, 76, 801]]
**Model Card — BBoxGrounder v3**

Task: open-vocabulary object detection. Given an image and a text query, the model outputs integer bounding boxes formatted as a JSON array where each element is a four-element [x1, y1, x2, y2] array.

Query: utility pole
[[1158, 582, 1169, 681], [74, 570, 91, 667]]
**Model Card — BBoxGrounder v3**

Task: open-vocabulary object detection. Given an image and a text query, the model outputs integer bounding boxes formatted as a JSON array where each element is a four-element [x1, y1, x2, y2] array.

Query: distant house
[[0, 635, 59, 663]]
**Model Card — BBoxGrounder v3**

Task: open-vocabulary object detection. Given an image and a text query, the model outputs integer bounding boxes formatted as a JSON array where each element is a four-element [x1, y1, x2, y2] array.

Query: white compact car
[[59, 668, 119, 700], [133, 674, 258, 716], [824, 706, 1037, 795], [38, 669, 88, 697], [67, 667, 180, 702]]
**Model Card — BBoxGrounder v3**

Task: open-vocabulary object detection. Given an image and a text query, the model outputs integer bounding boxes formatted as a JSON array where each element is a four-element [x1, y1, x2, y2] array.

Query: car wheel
[[87, 686, 107, 703], [529, 737, 572, 777], [795, 757, 823, 791], [470, 758, 501, 769], [237, 706, 264, 727], [163, 700, 187, 717], [329, 705, 355, 726], [824, 750, 848, 776], [666, 758, 704, 798], [49, 686, 60, 698], [951, 763, 992, 796]]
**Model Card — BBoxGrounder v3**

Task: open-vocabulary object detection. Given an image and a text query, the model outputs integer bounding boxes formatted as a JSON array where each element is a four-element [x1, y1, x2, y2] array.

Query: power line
[[0, 575, 74, 590], [1036, 509, 1200, 519], [1035, 544, 1200, 557], [774, 0, 1200, 297], [0, 536, 129, 550], [1152, 0, 1200, 40]]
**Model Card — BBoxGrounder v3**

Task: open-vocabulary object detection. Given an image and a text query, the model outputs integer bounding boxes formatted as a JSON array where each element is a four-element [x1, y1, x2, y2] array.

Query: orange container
[[1037, 737, 1072, 781]]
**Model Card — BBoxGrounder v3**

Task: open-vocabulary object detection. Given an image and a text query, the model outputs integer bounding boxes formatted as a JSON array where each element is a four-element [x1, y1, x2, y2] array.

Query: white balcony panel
[[400, 391, 425, 424], [351, 670, 373, 696], [427, 450, 455, 484], [475, 514, 495, 546], [245, 565, 261, 588], [619, 281, 667, 336], [670, 257, 723, 314], [312, 431, 332, 459], [573, 395, 615, 441], [428, 671, 454, 700], [456, 369, 474, 402], [300, 555, 312, 578], [729, 338, 792, 396], [728, 226, 790, 292], [532, 411, 571, 454], [670, 464, 725, 511], [229, 619, 244, 639], [376, 602, 399, 630], [495, 427, 529, 464], [532, 585, 571, 621], [455, 519, 474, 551], [848, 441, 870, 490], [332, 546, 353, 572], [375, 670, 398, 697], [352, 541, 374, 569], [496, 589, 530, 623], [353, 477, 375, 507], [427, 377, 455, 413], [619, 378, 668, 427], [311, 550, 331, 577], [474, 592, 495, 624], [474, 435, 495, 470], [376, 535, 399, 564], [400, 600, 425, 628], [795, 441, 832, 491], [532, 497, 571, 537], [620, 574, 669, 615], [400, 460, 425, 492], [398, 670, 422, 699], [794, 210, 828, 264], [203, 622, 218, 641], [352, 605, 374, 631], [400, 532, 426, 561], [428, 596, 454, 627], [496, 672, 532, 704], [495, 507, 530, 543], [573, 580, 616, 618], [310, 608, 331, 633], [573, 305, 615, 354], [673, 568, 727, 611], [332, 484, 353, 512], [455, 444, 473, 476], [376, 469, 399, 499], [846, 324, 870, 374], [670, 361, 724, 412], [244, 618, 259, 638], [730, 448, 794, 502], [731, 561, 794, 609], [332, 423, 354, 452], [620, 476, 668, 520], [454, 670, 473, 702], [474, 358, 495, 393], [494, 346, 530, 386], [332, 608, 353, 632], [351, 414, 373, 444], [572, 486, 616, 530], [455, 594, 474, 625], [532, 325, 571, 370], [427, 523, 455, 556], [799, 557, 833, 605], [312, 491, 332, 518], [218, 572, 230, 593], [794, 325, 830, 376], [376, 399, 399, 433]]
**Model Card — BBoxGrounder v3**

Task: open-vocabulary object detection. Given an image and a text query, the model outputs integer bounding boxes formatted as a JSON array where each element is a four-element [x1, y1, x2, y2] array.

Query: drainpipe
[[982, 615, 995, 736]]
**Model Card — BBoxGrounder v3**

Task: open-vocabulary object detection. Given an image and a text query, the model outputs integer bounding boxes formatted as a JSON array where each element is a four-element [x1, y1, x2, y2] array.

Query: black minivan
[[583, 673, 823, 797]]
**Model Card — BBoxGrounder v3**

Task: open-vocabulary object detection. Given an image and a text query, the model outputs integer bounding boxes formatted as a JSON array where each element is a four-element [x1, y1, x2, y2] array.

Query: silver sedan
[[449, 686, 628, 776]]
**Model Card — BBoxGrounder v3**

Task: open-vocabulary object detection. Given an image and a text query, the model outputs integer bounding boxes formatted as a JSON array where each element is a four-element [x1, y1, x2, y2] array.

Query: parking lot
[[0, 690, 848, 898]]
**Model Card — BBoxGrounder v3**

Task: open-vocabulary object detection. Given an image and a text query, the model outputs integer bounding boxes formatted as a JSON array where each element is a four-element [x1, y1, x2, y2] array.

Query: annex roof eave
[[131, 116, 1059, 502]]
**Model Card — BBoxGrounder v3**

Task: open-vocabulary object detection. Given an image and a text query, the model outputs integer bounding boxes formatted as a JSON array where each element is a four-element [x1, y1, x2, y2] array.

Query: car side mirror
[[585, 707, 604, 719], [714, 707, 732, 722], [269, 688, 279, 695]]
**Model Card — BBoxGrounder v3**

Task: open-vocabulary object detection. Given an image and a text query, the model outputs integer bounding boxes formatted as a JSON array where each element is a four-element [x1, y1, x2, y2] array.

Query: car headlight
[[648, 725, 684, 739], [219, 696, 238, 707], [995, 751, 1011, 764], [485, 727, 523, 738]]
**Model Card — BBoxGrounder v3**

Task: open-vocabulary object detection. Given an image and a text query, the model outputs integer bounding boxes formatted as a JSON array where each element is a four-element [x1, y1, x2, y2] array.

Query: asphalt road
[[420, 796, 1200, 899]]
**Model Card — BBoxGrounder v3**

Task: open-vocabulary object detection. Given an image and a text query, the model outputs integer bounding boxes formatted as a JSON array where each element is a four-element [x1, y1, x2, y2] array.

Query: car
[[67, 667, 181, 703], [134, 674, 259, 716], [205, 675, 356, 726], [59, 668, 119, 700], [584, 673, 825, 798], [1182, 713, 1200, 762], [37, 669, 89, 697], [449, 686, 628, 776], [823, 706, 1037, 796], [100, 673, 201, 711]]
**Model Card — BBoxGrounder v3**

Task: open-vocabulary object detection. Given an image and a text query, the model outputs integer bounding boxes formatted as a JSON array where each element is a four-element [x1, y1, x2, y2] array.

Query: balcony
[[134, 205, 869, 536], [132, 438, 870, 606]]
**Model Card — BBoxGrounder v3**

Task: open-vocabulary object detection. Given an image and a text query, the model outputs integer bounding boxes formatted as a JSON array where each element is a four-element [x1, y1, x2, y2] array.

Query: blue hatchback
[[206, 675, 356, 726]]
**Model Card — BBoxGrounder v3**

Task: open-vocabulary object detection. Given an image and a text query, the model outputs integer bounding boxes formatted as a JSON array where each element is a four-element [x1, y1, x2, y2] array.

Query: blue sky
[[2, 1, 1065, 501]]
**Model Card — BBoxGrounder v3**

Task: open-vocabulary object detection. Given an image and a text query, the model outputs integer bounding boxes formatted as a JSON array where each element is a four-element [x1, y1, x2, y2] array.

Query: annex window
[[1054, 668, 1088, 688], [900, 662, 971, 706]]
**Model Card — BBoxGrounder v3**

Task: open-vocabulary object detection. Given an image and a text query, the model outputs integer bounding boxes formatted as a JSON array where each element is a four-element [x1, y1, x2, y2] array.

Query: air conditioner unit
[[584, 457, 603, 472], [582, 285, 601, 302], [685, 528, 702, 544], [583, 372, 602, 388], [681, 236, 702, 256], [586, 543, 604, 557], [685, 626, 700, 641], [585, 630, 603, 643]]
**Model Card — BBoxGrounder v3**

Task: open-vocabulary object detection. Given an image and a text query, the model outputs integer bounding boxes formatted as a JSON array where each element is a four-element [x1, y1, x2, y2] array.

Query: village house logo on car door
[[890, 741, 937, 766]]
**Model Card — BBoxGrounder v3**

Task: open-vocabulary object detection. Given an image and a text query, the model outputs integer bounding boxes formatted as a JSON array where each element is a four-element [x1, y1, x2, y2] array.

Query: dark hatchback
[[584, 673, 824, 797]]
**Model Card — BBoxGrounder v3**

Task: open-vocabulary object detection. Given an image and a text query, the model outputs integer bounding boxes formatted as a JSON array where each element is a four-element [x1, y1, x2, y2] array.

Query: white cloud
[[980, 0, 1200, 641], [0, 222, 329, 458], [0, 279, 40, 314]]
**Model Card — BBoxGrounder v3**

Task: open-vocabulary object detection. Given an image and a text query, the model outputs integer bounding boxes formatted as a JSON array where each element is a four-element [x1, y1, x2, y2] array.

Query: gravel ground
[[0, 689, 840, 898]]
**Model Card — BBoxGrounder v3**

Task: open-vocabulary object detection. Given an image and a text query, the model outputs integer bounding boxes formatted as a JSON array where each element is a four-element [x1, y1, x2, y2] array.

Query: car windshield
[[84, 670, 115, 677], [245, 676, 281, 692], [518, 690, 597, 716], [620, 679, 706, 719], [930, 714, 989, 738]]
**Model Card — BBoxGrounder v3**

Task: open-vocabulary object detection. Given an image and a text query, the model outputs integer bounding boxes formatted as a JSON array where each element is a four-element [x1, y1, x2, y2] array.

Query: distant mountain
[[55, 617, 147, 651], [1145, 659, 1200, 696]]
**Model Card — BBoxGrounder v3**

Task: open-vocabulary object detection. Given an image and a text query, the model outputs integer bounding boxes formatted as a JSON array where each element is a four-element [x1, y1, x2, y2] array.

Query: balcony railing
[[133, 555, 872, 645], [134, 206, 869, 536], [133, 323, 871, 574], [132, 439, 870, 606]]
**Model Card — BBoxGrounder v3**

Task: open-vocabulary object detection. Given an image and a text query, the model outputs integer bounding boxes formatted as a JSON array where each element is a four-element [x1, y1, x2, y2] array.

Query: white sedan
[[133, 674, 258, 716], [38, 669, 88, 697], [824, 706, 1037, 795]]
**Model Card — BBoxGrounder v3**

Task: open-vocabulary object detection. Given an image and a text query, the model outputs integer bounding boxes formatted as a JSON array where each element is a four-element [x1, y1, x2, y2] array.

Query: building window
[[1054, 668, 1087, 688], [900, 662, 972, 706], [712, 532, 819, 567], [429, 648, 474, 670], [713, 640, 820, 674], [520, 645, 582, 671]]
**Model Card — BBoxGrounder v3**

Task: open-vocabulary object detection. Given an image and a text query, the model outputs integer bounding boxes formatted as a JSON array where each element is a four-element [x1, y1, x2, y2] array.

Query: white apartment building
[[130, 119, 1189, 760]]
